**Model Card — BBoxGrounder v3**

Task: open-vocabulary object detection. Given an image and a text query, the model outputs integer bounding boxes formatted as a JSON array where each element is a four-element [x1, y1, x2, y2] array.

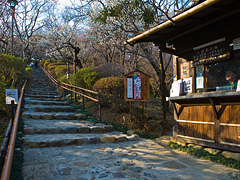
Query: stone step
[[24, 97, 64, 101], [29, 85, 54, 89], [25, 94, 61, 99], [22, 112, 87, 120], [23, 132, 140, 148], [24, 99, 69, 106], [23, 119, 114, 134], [24, 105, 75, 112], [26, 91, 58, 95]]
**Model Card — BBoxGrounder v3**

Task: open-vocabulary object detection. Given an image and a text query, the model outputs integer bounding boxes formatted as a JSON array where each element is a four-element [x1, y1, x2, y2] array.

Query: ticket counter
[[125, 0, 240, 152]]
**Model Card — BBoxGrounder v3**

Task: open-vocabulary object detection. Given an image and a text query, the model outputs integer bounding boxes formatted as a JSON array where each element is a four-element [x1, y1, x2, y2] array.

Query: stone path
[[21, 68, 240, 180]]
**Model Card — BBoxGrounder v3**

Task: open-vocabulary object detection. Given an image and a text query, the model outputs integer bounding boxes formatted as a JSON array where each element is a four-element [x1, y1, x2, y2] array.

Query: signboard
[[124, 70, 150, 101], [191, 41, 230, 67], [6, 89, 18, 104], [134, 72, 141, 100], [180, 62, 190, 79], [127, 78, 133, 98]]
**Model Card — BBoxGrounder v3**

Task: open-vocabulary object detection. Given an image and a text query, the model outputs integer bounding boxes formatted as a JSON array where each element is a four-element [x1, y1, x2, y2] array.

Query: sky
[[58, 0, 73, 8]]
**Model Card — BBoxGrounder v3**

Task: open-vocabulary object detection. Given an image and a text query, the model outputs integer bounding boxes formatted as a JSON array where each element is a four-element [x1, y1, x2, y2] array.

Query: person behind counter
[[225, 69, 238, 90]]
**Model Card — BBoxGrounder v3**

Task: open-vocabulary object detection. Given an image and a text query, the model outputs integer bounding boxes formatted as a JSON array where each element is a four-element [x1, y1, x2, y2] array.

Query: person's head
[[225, 70, 237, 83]]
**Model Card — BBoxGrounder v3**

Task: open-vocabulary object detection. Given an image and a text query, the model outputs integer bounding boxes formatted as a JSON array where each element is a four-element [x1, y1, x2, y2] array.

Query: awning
[[125, 0, 240, 59]]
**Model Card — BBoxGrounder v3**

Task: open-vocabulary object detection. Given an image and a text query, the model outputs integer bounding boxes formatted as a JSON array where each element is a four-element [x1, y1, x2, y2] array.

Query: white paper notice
[[127, 78, 133, 98], [236, 79, 240, 91], [196, 77, 204, 89]]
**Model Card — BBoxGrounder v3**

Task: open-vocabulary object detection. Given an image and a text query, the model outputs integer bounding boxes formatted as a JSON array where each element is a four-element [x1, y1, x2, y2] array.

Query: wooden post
[[209, 98, 220, 143], [141, 102, 144, 111], [73, 52, 77, 102], [130, 101, 133, 111]]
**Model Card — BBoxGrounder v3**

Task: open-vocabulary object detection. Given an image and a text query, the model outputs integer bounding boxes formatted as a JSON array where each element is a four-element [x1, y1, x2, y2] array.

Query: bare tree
[[0, 1, 13, 53], [13, 0, 56, 61], [86, 0, 198, 122]]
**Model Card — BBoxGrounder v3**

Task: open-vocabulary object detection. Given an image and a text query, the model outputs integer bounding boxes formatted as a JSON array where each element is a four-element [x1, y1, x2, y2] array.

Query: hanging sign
[[191, 41, 230, 67], [6, 89, 18, 104], [180, 62, 190, 79]]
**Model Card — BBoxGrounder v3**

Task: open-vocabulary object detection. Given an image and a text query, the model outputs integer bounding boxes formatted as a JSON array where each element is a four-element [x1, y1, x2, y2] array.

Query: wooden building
[[125, 0, 240, 152]]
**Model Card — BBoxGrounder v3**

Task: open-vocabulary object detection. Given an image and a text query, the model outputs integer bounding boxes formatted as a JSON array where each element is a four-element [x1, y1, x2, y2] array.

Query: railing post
[[63, 84, 65, 98], [98, 93, 101, 122], [74, 87, 76, 103], [70, 86, 73, 103], [82, 90, 85, 112], [57, 82, 60, 96], [11, 100, 15, 126]]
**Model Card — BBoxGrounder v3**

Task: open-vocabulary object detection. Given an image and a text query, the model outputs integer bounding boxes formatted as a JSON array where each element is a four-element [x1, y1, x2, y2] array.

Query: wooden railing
[[39, 65, 102, 122], [1, 80, 27, 180]]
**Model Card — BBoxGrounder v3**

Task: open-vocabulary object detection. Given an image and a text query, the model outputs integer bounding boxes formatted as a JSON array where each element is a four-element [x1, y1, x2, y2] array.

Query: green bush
[[48, 65, 58, 77], [0, 54, 25, 112], [42, 59, 58, 66], [55, 65, 73, 78], [43, 61, 51, 69], [71, 67, 99, 89], [93, 77, 129, 112], [58, 74, 73, 84], [25, 67, 32, 76]]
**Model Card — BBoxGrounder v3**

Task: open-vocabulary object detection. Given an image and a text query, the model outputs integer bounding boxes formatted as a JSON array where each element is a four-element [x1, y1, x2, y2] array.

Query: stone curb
[[23, 125, 115, 135], [22, 112, 87, 120], [23, 134, 140, 148]]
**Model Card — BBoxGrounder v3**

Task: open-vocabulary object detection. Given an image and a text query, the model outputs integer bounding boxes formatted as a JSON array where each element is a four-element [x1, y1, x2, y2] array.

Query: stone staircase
[[22, 68, 139, 149]]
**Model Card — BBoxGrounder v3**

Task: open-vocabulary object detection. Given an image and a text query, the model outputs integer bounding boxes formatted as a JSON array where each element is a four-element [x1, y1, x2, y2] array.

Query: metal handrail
[[1, 80, 27, 180], [40, 65, 58, 85], [61, 82, 99, 95], [40, 65, 102, 121]]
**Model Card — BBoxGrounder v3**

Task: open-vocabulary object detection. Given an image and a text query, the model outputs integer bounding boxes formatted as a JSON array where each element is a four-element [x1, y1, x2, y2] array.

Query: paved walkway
[[21, 68, 240, 180], [22, 139, 240, 180]]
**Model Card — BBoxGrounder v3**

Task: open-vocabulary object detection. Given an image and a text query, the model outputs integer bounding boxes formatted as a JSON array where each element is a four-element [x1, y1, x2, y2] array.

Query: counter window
[[196, 58, 240, 92]]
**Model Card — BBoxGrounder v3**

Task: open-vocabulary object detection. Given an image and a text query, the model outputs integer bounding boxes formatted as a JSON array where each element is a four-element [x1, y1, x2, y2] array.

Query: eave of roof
[[125, 0, 240, 49], [124, 0, 221, 45]]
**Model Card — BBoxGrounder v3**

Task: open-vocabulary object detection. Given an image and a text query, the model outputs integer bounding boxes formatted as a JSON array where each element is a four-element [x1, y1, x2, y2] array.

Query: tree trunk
[[158, 48, 167, 123], [74, 47, 83, 70], [139, 43, 168, 123]]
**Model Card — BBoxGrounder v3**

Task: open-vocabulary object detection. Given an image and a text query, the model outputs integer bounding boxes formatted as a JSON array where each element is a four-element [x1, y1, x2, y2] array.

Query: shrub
[[93, 77, 129, 112], [0, 54, 25, 112], [55, 65, 73, 78], [71, 67, 99, 89], [46, 63, 62, 71], [58, 74, 73, 84], [25, 67, 32, 76], [48, 65, 58, 77], [42, 59, 58, 66], [43, 61, 51, 69]]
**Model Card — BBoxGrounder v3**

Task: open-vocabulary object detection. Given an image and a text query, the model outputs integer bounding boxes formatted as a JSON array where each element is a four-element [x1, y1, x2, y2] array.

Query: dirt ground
[[86, 98, 174, 136]]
